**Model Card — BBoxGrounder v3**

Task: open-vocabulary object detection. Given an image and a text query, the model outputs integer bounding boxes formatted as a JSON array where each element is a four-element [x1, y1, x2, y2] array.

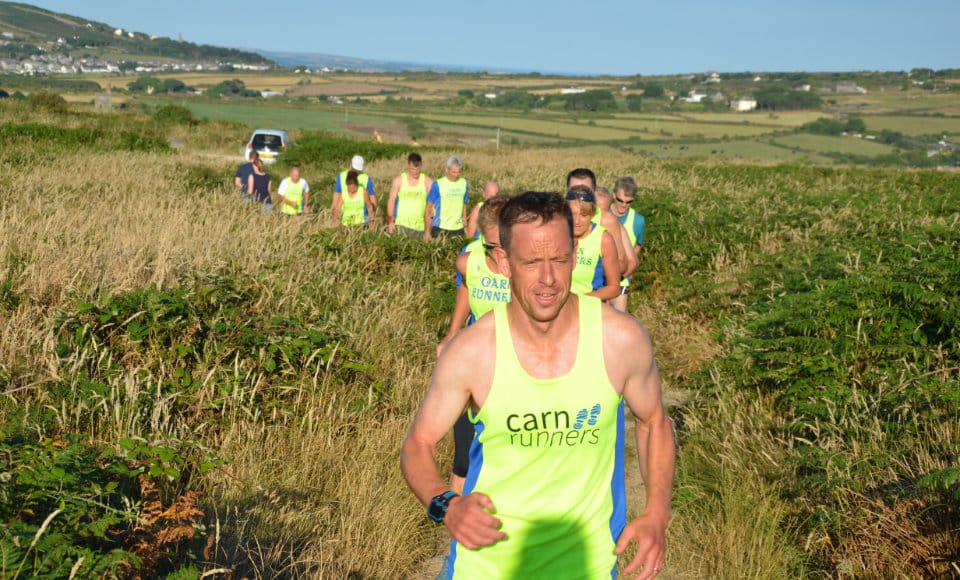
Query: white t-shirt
[[278, 178, 309, 196]]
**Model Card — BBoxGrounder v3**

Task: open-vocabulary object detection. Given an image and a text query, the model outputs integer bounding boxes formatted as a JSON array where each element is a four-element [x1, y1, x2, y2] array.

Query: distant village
[[0, 27, 270, 76]]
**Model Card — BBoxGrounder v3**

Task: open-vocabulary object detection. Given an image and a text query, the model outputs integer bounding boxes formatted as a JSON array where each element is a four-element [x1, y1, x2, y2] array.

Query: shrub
[[28, 91, 68, 114], [153, 104, 194, 125]]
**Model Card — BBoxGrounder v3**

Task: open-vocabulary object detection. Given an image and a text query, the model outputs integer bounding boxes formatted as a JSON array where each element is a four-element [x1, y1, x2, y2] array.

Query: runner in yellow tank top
[[567, 186, 621, 302], [335, 171, 375, 227], [402, 191, 675, 579], [438, 195, 512, 496], [387, 152, 435, 237]]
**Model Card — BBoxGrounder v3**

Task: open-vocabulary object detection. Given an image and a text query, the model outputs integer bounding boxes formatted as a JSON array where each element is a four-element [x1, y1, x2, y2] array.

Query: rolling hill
[[0, 1, 273, 65]]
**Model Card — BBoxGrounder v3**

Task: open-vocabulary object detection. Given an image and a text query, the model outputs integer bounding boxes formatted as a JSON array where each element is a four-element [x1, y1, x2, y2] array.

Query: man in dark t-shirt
[[234, 151, 259, 201]]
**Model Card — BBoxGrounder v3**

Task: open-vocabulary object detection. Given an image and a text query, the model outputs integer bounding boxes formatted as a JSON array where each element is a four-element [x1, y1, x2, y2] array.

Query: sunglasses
[[566, 191, 596, 203], [483, 242, 500, 254], [615, 196, 635, 204]]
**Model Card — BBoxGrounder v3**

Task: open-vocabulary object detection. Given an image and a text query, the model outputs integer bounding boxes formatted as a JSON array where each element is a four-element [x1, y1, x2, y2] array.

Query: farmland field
[[861, 114, 960, 135], [773, 133, 898, 156], [0, 96, 957, 578], [31, 70, 957, 167]]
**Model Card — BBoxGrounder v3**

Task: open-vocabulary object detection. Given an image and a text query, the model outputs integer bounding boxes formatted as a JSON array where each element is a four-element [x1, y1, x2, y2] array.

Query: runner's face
[[613, 189, 635, 211], [347, 183, 358, 195], [567, 175, 593, 191], [570, 202, 593, 239], [497, 218, 574, 324], [446, 164, 462, 181], [407, 162, 421, 178], [290, 168, 300, 181]]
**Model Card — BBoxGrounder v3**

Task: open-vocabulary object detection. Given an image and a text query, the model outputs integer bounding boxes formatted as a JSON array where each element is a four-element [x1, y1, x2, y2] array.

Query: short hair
[[249, 150, 259, 161], [346, 170, 359, 186], [498, 191, 573, 252], [407, 152, 422, 166], [478, 194, 511, 237], [594, 186, 612, 202], [566, 167, 596, 190], [567, 184, 596, 216], [614, 176, 638, 197], [446, 155, 463, 169]]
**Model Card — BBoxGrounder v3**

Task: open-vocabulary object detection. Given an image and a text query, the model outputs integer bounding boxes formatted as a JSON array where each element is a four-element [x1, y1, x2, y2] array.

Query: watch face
[[428, 492, 456, 523]]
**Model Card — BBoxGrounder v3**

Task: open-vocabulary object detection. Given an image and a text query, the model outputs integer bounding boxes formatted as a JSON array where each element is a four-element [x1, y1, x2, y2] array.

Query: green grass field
[[862, 114, 960, 135], [773, 133, 898, 156]]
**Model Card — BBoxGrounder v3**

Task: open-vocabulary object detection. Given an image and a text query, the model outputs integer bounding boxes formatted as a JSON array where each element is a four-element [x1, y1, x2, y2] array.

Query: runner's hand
[[388, 223, 396, 234], [444, 493, 507, 550], [616, 511, 667, 578]]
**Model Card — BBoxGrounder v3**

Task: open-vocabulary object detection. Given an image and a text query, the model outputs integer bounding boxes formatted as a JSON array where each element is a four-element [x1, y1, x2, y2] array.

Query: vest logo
[[576, 248, 597, 266], [506, 404, 603, 448]]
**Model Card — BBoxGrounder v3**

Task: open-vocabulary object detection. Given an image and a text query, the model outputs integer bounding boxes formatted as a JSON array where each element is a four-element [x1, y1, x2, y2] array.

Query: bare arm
[[400, 326, 507, 549], [424, 202, 435, 240], [386, 175, 402, 232], [619, 223, 639, 278], [365, 192, 377, 228], [247, 174, 254, 198], [587, 232, 623, 302], [602, 212, 629, 276], [332, 194, 343, 220], [465, 205, 481, 239], [606, 312, 675, 577]]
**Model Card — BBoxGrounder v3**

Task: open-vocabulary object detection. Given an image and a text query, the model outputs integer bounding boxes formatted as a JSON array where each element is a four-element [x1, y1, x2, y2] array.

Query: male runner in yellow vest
[[277, 166, 310, 215], [387, 152, 435, 237], [401, 191, 674, 579], [609, 176, 646, 312], [425, 155, 469, 240], [464, 181, 500, 239]]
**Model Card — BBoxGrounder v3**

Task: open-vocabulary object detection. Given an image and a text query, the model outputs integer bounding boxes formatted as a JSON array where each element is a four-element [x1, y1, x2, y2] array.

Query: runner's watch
[[428, 491, 459, 523]]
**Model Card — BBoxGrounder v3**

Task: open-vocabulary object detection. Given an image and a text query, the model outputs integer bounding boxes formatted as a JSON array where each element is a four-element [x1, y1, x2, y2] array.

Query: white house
[[681, 90, 707, 103], [730, 96, 758, 112], [560, 87, 586, 95]]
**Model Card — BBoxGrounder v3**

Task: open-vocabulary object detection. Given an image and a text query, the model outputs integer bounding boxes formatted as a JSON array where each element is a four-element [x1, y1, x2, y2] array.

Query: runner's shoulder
[[601, 303, 652, 353]]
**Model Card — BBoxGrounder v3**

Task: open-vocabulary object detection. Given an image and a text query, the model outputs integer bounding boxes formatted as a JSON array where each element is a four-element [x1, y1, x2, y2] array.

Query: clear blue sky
[[24, 0, 959, 75]]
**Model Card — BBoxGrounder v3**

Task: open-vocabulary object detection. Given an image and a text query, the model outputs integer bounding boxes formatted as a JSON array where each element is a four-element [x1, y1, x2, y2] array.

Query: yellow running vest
[[571, 224, 606, 296], [341, 189, 366, 226], [396, 172, 427, 232], [452, 296, 626, 579], [464, 239, 510, 320], [436, 177, 468, 231], [280, 179, 305, 215]]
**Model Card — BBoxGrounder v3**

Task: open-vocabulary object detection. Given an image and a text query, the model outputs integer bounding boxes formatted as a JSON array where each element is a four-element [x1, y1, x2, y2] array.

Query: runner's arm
[[401, 330, 506, 549], [602, 212, 629, 276], [332, 192, 343, 220], [587, 232, 623, 302], [465, 205, 481, 239], [612, 315, 675, 577], [619, 222, 639, 278], [387, 175, 401, 232]]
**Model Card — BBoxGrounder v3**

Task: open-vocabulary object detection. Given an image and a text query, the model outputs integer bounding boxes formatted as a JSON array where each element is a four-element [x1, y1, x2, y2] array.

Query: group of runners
[[234, 150, 673, 578]]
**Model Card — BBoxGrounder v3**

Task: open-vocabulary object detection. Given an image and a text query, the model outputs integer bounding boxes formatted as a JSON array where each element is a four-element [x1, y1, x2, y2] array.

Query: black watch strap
[[428, 491, 459, 523]]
